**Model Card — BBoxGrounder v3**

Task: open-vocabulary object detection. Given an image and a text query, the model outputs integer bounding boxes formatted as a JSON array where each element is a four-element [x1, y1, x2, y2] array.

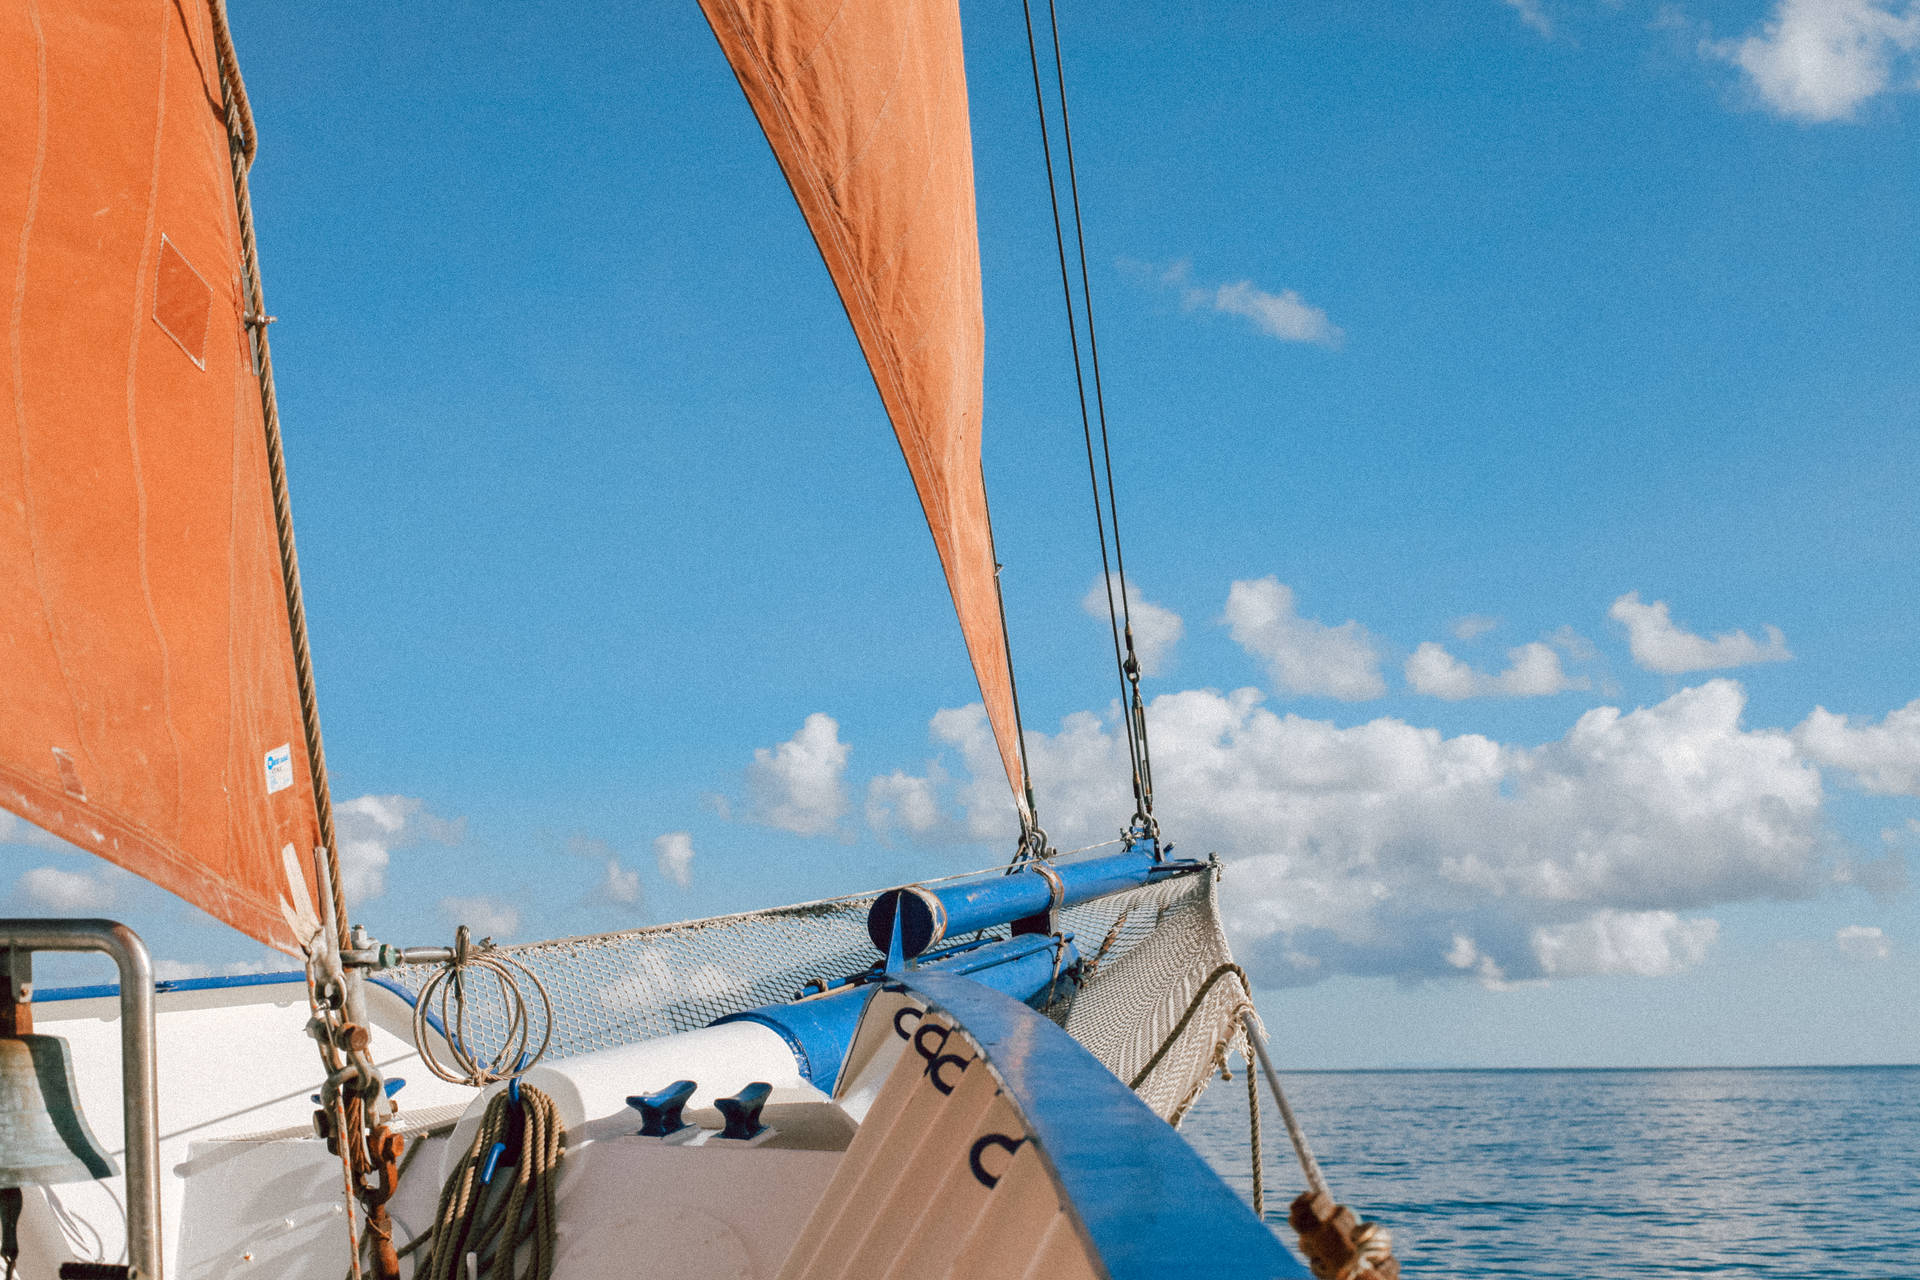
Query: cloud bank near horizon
[[862, 673, 1912, 990]]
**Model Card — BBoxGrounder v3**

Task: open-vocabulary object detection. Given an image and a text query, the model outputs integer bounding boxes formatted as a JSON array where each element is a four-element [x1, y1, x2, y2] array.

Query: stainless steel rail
[[0, 919, 161, 1279]]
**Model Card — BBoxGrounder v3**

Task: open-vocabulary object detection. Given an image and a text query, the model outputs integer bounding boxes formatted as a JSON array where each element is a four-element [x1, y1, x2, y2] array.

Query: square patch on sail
[[153, 235, 212, 370], [52, 747, 85, 800]]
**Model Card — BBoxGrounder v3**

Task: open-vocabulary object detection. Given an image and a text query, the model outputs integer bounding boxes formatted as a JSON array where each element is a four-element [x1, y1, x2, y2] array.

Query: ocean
[[1179, 1065, 1918, 1278]]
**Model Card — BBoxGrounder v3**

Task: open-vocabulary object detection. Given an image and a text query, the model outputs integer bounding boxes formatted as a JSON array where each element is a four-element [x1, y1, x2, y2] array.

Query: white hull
[[27, 976, 842, 1278]]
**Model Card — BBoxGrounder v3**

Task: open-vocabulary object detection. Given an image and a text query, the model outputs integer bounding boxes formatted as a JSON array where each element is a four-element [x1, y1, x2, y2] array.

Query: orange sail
[[0, 0, 323, 954], [699, 0, 1034, 829]]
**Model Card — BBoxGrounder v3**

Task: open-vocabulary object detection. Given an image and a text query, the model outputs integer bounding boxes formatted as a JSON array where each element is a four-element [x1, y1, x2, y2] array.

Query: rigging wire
[[1043, 0, 1158, 825], [413, 927, 554, 1088], [1019, 0, 1157, 830], [983, 465, 1050, 859]]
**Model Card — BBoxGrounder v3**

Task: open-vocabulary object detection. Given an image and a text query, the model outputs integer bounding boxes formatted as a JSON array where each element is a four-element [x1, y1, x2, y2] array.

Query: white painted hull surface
[[23, 979, 847, 1279]]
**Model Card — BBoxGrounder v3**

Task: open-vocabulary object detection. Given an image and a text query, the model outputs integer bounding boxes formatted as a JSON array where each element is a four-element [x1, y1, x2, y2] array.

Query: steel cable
[[1018, 0, 1156, 825]]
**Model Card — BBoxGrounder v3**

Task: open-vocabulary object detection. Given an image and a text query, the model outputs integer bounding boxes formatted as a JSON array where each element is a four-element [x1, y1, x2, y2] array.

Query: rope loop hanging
[[416, 1083, 563, 1280], [413, 927, 554, 1088]]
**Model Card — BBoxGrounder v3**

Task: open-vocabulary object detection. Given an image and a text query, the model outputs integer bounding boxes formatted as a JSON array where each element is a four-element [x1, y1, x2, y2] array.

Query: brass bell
[[0, 1033, 118, 1188]]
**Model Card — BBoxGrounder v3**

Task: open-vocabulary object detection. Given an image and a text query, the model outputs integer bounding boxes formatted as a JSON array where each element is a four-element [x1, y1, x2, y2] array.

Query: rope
[[304, 936, 369, 1279], [413, 927, 554, 1088], [1079, 902, 1133, 980], [980, 462, 1045, 853], [1243, 1010, 1401, 1278], [1245, 1014, 1329, 1201], [205, 0, 345, 949], [1057, 836, 1125, 858], [1126, 962, 1250, 1091], [1247, 1044, 1265, 1218], [417, 1086, 563, 1280], [205, 0, 256, 165]]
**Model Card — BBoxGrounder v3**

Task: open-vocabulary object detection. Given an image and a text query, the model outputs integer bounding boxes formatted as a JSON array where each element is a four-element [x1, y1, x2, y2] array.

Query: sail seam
[[0, 762, 283, 926], [126, 0, 192, 836], [6, 0, 98, 778]]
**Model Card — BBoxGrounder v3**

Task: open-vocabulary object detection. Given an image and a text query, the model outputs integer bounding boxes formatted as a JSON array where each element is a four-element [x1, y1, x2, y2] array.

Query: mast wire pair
[[1018, 0, 1158, 835]]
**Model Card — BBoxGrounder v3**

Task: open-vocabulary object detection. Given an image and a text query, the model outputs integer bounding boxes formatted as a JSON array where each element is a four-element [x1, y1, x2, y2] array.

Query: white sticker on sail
[[265, 744, 294, 794]]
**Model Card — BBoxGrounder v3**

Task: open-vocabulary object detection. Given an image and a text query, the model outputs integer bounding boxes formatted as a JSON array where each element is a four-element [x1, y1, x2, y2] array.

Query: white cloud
[[1548, 624, 1601, 665], [438, 895, 520, 940], [1835, 924, 1892, 960], [1442, 933, 1516, 989], [866, 768, 950, 842], [596, 946, 747, 1017], [153, 959, 209, 982], [1532, 910, 1720, 977], [932, 705, 1029, 840], [865, 707, 1022, 845], [567, 833, 646, 908], [333, 794, 466, 904], [1405, 640, 1590, 700], [1143, 260, 1343, 348], [1609, 592, 1791, 674], [1709, 0, 1920, 122], [1452, 614, 1500, 641], [1504, 0, 1555, 39], [921, 678, 1830, 985], [597, 857, 642, 905], [653, 832, 695, 889], [1835, 846, 1907, 899], [0, 813, 73, 851], [1224, 578, 1387, 701], [1081, 576, 1184, 677], [1209, 281, 1344, 348], [747, 713, 850, 837], [14, 865, 119, 913], [1794, 698, 1920, 795]]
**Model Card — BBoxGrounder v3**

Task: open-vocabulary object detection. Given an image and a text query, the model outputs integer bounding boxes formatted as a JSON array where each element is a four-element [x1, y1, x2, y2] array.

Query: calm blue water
[[1180, 1066, 1918, 1278]]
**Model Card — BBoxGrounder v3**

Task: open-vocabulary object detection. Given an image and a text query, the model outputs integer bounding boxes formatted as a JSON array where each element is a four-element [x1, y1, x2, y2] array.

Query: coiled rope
[[412, 927, 553, 1088], [416, 1085, 563, 1280]]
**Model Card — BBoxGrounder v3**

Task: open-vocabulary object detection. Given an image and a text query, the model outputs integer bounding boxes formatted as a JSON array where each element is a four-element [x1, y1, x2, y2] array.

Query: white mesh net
[[1063, 866, 1256, 1122], [380, 860, 1251, 1122]]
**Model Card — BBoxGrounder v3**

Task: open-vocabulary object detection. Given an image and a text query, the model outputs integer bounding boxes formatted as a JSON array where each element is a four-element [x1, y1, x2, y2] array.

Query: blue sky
[[5, 0, 1917, 1067]]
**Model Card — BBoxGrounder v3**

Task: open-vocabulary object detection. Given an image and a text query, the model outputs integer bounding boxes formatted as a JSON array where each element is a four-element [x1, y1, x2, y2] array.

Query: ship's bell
[[0, 1034, 118, 1187]]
